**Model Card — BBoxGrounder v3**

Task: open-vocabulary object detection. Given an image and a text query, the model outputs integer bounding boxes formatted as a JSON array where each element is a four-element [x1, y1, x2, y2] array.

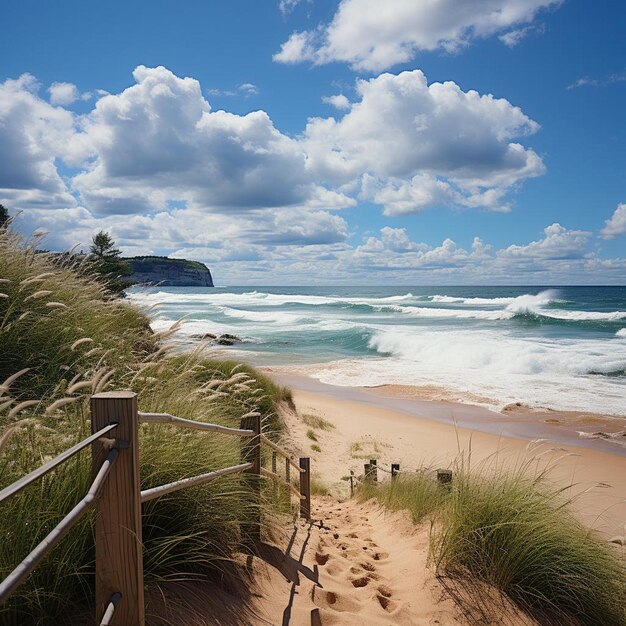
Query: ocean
[[128, 286, 626, 416]]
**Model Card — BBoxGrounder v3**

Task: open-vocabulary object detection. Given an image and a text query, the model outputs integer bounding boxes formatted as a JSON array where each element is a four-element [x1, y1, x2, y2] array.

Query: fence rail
[[0, 390, 312, 625]]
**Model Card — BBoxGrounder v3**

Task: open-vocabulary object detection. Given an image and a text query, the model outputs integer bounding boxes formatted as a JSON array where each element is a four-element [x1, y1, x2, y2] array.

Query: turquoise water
[[129, 286, 626, 415]]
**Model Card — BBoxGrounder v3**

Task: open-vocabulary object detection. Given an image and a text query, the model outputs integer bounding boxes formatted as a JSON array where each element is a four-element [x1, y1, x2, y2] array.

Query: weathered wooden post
[[349, 470, 354, 496], [241, 413, 262, 543], [299, 457, 311, 519], [91, 391, 144, 626], [286, 457, 291, 484], [437, 468, 453, 489], [391, 463, 400, 480], [364, 463, 371, 482], [369, 459, 378, 482]]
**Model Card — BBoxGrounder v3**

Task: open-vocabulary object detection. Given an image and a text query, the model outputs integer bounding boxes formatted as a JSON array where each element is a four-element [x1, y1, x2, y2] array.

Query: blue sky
[[1, 0, 625, 284]]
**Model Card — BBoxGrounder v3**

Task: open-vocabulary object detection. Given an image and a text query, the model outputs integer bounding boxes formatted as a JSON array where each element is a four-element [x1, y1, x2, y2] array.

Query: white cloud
[[0, 65, 574, 282], [208, 83, 260, 97], [601, 203, 626, 239], [278, 0, 310, 16], [1, 66, 544, 223], [322, 93, 351, 109], [499, 223, 590, 259], [305, 70, 544, 214], [499, 23, 545, 47], [567, 71, 626, 90], [274, 31, 316, 64], [72, 66, 322, 215], [275, 0, 562, 71], [238, 82, 259, 96], [0, 74, 77, 209], [48, 81, 80, 105]]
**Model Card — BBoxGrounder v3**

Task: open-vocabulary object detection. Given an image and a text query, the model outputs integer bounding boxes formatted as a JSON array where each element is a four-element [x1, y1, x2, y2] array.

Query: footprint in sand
[[350, 575, 371, 588], [375, 584, 399, 612], [313, 588, 361, 613], [315, 551, 329, 565]]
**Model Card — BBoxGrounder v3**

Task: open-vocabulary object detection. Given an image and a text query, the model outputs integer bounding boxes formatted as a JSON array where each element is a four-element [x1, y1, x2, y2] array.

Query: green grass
[[357, 460, 626, 625], [0, 230, 294, 624], [306, 429, 318, 442], [311, 444, 321, 453], [301, 413, 335, 431]]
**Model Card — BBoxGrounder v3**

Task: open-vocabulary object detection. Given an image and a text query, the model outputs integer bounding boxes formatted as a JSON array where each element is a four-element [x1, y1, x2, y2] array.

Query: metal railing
[[0, 390, 312, 625]]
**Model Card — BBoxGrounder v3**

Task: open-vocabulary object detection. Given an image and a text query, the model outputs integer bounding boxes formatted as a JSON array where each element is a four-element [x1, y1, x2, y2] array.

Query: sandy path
[[248, 496, 529, 625]]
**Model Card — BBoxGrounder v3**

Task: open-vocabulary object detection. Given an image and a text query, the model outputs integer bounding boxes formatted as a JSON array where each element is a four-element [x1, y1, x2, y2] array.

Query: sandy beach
[[270, 373, 626, 539]]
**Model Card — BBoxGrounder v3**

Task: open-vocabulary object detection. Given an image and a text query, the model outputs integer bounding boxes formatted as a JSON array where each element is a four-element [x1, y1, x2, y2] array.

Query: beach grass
[[301, 413, 335, 431], [357, 458, 626, 625], [306, 428, 318, 441], [0, 230, 294, 624]]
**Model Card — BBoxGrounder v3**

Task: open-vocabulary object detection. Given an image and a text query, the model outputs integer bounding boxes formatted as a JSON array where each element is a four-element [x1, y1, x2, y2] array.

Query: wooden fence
[[0, 391, 311, 625]]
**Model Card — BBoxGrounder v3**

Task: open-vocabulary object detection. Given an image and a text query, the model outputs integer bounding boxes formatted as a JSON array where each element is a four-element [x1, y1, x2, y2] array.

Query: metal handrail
[[140, 462, 253, 503], [0, 423, 118, 505], [260, 467, 302, 499], [260, 435, 304, 473], [0, 449, 119, 603], [138, 412, 255, 437]]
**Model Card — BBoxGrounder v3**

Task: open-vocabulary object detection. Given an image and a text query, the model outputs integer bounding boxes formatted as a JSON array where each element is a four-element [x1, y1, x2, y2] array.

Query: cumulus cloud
[[0, 65, 566, 282], [499, 223, 591, 259], [305, 70, 544, 213], [0, 74, 77, 208], [72, 66, 323, 215], [332, 223, 619, 285], [48, 81, 80, 105], [274, 0, 562, 71], [2, 66, 542, 219], [601, 203, 626, 239], [321, 93, 351, 109]]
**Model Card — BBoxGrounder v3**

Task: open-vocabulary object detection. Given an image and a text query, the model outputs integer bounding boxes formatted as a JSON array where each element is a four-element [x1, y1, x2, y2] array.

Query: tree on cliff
[[0, 204, 9, 228], [89, 230, 132, 294]]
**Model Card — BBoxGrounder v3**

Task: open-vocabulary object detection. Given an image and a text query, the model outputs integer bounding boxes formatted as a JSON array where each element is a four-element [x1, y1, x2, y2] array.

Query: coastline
[[268, 371, 626, 537], [268, 370, 626, 457]]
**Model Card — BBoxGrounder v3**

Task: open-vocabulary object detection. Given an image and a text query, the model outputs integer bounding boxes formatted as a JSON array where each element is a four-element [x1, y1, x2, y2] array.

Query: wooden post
[[369, 459, 378, 482], [437, 469, 453, 488], [391, 463, 400, 479], [285, 457, 290, 484], [91, 391, 144, 626], [364, 463, 371, 482], [299, 457, 311, 519], [241, 413, 262, 544], [349, 470, 354, 496]]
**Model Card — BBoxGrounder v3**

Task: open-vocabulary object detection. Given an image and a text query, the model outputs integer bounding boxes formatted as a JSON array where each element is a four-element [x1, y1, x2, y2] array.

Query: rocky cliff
[[126, 256, 214, 287]]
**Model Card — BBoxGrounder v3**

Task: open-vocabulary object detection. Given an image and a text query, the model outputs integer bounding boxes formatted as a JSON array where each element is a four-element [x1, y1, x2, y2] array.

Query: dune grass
[[301, 413, 335, 431], [357, 459, 626, 625], [0, 230, 295, 624]]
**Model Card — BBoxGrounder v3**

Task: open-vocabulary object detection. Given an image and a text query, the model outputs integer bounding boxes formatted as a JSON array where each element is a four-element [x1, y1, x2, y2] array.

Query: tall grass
[[0, 230, 294, 624], [358, 458, 626, 625]]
